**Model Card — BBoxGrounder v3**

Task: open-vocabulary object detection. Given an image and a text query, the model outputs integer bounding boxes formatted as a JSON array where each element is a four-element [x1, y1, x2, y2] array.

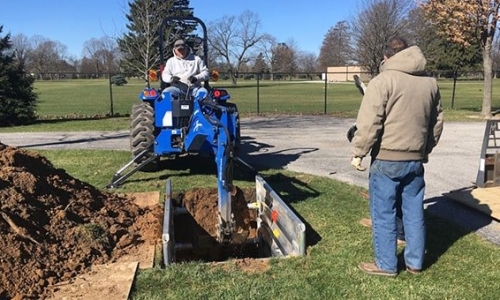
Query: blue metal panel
[[155, 92, 173, 128], [155, 129, 182, 155]]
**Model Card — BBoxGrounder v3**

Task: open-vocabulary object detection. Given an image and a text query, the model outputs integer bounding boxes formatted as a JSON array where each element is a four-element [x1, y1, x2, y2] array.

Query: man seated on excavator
[[161, 39, 210, 100]]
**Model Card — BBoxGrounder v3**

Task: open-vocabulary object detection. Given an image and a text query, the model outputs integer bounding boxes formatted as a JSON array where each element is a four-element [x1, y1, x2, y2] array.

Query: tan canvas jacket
[[352, 46, 444, 161]]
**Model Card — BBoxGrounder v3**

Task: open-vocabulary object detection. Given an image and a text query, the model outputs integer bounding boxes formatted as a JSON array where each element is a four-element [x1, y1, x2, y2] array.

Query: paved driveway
[[1, 115, 499, 245]]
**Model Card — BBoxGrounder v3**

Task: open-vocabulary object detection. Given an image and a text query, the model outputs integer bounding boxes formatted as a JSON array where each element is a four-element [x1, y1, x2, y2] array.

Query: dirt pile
[[0, 143, 162, 300]]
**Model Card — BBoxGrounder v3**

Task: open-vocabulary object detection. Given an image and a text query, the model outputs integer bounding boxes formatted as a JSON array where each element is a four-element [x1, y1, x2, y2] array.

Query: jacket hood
[[172, 47, 193, 60], [381, 45, 427, 75]]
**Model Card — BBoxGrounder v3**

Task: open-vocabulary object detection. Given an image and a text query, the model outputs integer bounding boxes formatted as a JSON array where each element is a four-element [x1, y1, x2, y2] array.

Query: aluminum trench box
[[255, 175, 306, 258], [162, 175, 306, 266], [162, 179, 175, 265]]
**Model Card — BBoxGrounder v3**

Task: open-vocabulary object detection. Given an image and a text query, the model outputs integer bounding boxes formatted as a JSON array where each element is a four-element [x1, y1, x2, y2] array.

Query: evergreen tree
[[252, 53, 268, 74], [272, 43, 297, 75], [0, 26, 37, 126], [118, 0, 193, 81]]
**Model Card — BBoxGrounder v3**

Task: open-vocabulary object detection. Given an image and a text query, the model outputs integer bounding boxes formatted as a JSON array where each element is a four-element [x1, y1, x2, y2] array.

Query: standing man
[[161, 39, 210, 99], [351, 36, 443, 276]]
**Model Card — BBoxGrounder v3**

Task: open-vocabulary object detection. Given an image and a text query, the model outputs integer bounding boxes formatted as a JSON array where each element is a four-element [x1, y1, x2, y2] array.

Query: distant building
[[326, 66, 371, 82]]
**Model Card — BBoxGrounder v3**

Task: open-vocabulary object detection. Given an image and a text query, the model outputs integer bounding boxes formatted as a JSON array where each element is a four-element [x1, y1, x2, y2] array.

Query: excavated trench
[[167, 187, 267, 263]]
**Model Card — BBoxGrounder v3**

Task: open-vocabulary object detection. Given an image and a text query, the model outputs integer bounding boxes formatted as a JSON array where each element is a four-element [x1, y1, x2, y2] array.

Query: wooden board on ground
[[443, 186, 500, 221], [116, 241, 156, 269], [50, 192, 161, 300], [50, 262, 138, 300], [122, 191, 161, 269], [128, 191, 160, 208]]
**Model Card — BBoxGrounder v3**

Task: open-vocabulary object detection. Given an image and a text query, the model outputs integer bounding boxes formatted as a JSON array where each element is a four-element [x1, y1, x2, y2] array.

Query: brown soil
[[172, 186, 260, 263], [0, 142, 262, 299], [182, 186, 258, 240], [0, 143, 162, 300]]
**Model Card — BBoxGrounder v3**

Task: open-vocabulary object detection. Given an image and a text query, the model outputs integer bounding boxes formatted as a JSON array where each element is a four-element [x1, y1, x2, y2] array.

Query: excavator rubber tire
[[130, 102, 160, 172]]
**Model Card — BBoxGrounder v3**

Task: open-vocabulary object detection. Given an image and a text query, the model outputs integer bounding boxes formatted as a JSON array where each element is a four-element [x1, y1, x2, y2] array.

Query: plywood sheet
[[50, 262, 138, 300], [126, 191, 161, 208], [123, 191, 161, 269], [443, 186, 500, 221], [116, 242, 156, 269]]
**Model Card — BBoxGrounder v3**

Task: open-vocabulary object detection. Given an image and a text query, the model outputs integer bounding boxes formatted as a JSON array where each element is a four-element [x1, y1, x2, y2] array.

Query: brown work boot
[[358, 262, 397, 277], [360, 218, 406, 246], [359, 218, 372, 228], [406, 266, 421, 275]]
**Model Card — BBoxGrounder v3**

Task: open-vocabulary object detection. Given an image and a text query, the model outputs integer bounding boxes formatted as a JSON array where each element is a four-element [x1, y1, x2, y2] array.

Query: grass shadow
[[34, 115, 128, 124], [398, 195, 495, 271], [237, 135, 319, 172], [261, 172, 322, 247], [17, 132, 129, 149], [454, 106, 500, 114]]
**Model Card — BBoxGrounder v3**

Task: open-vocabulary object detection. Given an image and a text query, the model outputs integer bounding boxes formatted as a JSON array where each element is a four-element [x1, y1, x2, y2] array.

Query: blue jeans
[[162, 86, 207, 100], [396, 196, 405, 240], [369, 159, 426, 272]]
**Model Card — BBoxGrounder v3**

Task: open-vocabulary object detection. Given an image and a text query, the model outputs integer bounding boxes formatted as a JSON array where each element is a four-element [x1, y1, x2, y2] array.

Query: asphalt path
[[1, 115, 499, 246]]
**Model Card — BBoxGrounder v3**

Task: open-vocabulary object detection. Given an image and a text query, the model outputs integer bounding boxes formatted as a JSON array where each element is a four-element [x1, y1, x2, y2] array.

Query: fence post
[[324, 72, 328, 114], [451, 70, 457, 109], [109, 75, 114, 116], [257, 74, 260, 115]]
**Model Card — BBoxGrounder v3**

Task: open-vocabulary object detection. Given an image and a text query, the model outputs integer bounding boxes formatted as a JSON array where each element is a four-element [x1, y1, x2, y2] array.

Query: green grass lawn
[[4, 79, 500, 298], [35, 149, 500, 300], [3, 77, 494, 133]]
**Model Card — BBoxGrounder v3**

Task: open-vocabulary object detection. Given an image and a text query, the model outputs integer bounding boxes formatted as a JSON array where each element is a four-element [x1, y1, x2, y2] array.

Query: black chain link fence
[[31, 71, 494, 118]]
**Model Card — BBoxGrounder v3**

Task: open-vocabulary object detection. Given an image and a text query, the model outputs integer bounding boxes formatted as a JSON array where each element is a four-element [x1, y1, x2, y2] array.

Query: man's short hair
[[384, 36, 408, 58]]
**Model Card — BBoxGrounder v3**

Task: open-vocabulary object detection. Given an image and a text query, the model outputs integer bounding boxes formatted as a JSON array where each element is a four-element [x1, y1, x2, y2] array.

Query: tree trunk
[[482, 40, 493, 117], [230, 70, 238, 85]]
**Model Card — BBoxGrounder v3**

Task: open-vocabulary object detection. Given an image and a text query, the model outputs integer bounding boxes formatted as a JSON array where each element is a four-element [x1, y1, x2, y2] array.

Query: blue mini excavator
[[106, 16, 240, 242]]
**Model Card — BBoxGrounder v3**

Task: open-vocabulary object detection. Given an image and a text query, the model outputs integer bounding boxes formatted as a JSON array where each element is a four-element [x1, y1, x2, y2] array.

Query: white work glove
[[351, 156, 366, 171]]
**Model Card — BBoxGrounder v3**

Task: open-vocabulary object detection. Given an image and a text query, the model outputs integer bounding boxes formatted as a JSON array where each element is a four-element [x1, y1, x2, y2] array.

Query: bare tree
[[66, 55, 81, 78], [83, 36, 120, 77], [296, 51, 319, 78], [83, 38, 104, 77], [350, 0, 415, 75], [253, 34, 278, 79], [318, 20, 351, 70], [29, 36, 69, 79], [10, 34, 32, 68], [10, 34, 77, 78], [493, 34, 500, 75], [80, 57, 97, 78], [208, 10, 267, 84]]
